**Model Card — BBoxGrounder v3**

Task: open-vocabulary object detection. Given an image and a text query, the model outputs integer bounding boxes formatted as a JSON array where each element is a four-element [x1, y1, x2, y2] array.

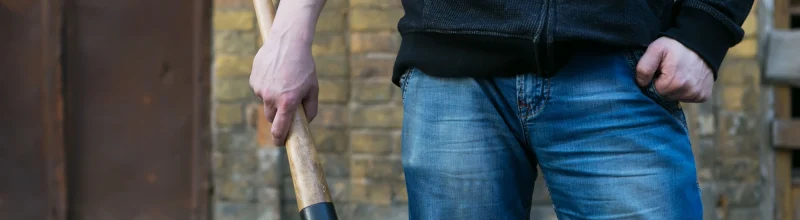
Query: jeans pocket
[[624, 49, 688, 131], [399, 68, 415, 102], [644, 81, 682, 113], [645, 81, 688, 132]]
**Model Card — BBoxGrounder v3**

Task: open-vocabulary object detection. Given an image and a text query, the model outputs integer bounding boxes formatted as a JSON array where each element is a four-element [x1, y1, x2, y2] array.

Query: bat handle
[[253, 0, 276, 41], [285, 106, 337, 219]]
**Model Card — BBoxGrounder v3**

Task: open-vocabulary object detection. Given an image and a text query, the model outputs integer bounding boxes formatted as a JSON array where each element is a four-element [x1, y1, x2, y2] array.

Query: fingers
[[261, 88, 317, 146], [635, 43, 666, 87], [643, 37, 715, 103], [263, 102, 277, 123], [662, 73, 713, 103], [270, 96, 300, 146], [657, 79, 689, 101], [303, 86, 319, 122]]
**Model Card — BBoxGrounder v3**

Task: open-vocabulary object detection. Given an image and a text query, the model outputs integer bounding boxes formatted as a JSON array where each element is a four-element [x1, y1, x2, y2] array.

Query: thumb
[[302, 86, 319, 122], [635, 45, 665, 87]]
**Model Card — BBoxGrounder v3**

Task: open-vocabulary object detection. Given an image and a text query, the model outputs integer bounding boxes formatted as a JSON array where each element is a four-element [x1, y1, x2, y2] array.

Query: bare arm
[[250, 0, 327, 146], [269, 0, 327, 46]]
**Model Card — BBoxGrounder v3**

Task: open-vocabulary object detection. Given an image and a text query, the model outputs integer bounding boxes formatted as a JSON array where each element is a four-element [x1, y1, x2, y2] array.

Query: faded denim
[[399, 48, 702, 220]]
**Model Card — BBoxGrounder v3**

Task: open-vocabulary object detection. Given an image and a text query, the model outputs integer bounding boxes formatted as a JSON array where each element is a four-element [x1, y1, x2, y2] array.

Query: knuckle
[[650, 42, 666, 52], [635, 66, 650, 75], [661, 63, 678, 75], [277, 101, 296, 110], [688, 90, 699, 100], [257, 88, 273, 97], [695, 86, 705, 94], [677, 82, 689, 90], [278, 95, 301, 109], [262, 96, 276, 105], [693, 95, 704, 103], [690, 89, 705, 101], [676, 78, 690, 88], [283, 92, 301, 101], [271, 130, 284, 139]]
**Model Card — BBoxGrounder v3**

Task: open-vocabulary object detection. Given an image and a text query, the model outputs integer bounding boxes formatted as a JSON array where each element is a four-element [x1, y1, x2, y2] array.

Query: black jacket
[[391, 0, 755, 85]]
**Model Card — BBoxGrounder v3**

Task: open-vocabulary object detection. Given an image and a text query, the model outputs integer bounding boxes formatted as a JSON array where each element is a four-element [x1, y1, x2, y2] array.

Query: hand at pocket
[[635, 37, 714, 103]]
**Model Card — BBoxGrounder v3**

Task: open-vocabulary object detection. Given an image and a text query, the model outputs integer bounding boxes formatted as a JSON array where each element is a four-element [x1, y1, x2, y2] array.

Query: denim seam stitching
[[517, 75, 527, 118], [647, 84, 681, 112], [677, 111, 689, 134], [529, 78, 551, 118], [516, 75, 533, 149], [400, 68, 414, 101]]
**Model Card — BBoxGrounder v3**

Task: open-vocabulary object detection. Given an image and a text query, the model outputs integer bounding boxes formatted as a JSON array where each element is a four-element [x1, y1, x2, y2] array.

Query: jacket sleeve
[[661, 0, 755, 78]]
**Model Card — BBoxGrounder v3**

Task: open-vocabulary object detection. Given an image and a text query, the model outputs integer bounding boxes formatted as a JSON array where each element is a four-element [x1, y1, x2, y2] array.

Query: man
[[250, 0, 753, 219]]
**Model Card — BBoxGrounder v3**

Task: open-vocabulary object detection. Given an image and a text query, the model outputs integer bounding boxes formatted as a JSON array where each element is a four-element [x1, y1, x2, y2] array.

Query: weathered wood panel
[[765, 31, 800, 86], [0, 0, 67, 219], [774, 119, 800, 148], [63, 0, 210, 219]]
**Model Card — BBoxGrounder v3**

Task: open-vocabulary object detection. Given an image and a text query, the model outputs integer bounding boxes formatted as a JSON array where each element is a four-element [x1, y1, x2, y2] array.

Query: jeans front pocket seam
[[400, 68, 414, 102], [646, 82, 681, 113], [646, 82, 688, 132], [624, 49, 686, 131]]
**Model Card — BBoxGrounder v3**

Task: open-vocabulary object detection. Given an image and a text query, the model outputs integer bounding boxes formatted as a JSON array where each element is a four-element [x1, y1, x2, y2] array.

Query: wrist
[[269, 1, 325, 46], [268, 24, 315, 46]]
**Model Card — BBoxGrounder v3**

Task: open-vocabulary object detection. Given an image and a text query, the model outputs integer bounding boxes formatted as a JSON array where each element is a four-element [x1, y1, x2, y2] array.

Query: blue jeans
[[399, 48, 702, 219]]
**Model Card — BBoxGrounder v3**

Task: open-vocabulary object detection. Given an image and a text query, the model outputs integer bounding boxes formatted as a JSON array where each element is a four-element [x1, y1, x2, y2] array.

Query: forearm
[[661, 0, 754, 76], [270, 0, 327, 46]]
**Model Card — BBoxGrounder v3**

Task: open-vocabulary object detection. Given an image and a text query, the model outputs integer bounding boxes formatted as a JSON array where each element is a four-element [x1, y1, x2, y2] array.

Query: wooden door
[[0, 0, 67, 219], [62, 0, 211, 219], [0, 0, 210, 219], [772, 0, 800, 219]]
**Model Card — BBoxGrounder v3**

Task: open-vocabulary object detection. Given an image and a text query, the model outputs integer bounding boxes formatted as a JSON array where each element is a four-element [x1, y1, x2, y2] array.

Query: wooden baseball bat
[[252, 1, 338, 219]]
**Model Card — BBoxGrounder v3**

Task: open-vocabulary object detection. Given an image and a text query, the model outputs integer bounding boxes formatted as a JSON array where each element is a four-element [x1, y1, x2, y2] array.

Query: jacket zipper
[[544, 0, 555, 77], [532, 0, 551, 76]]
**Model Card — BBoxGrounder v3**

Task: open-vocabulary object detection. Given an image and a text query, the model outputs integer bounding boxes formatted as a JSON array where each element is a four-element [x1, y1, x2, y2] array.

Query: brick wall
[[210, 0, 769, 219], [211, 0, 410, 219], [212, 0, 282, 219]]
